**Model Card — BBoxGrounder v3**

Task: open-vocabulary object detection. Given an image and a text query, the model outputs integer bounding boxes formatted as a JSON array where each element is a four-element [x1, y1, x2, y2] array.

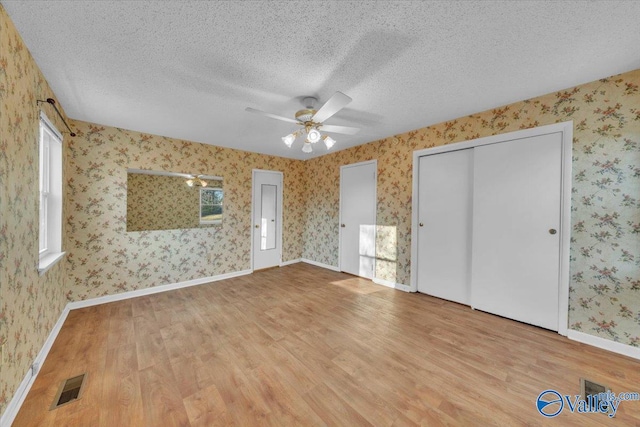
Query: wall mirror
[[126, 169, 223, 232]]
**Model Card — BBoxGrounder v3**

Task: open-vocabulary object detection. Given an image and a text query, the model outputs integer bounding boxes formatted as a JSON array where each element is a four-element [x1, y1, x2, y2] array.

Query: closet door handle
[[549, 228, 557, 235], [419, 222, 424, 227], [341, 224, 345, 228]]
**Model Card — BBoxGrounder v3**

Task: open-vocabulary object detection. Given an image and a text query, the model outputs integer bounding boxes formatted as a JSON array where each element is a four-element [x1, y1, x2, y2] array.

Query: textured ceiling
[[3, 1, 640, 160]]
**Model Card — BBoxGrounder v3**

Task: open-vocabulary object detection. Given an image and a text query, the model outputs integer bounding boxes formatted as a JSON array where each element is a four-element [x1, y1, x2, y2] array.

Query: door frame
[[251, 169, 284, 271], [338, 159, 378, 276], [410, 121, 573, 336]]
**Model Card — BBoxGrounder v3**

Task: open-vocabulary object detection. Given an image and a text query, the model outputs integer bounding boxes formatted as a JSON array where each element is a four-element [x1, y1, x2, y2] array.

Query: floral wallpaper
[[1, 2, 638, 420], [66, 120, 306, 301], [0, 5, 69, 418], [126, 173, 222, 231], [303, 69, 640, 347]]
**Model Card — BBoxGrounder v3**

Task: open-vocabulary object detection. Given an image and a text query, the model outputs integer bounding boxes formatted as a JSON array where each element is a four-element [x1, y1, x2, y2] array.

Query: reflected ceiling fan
[[246, 91, 359, 153]]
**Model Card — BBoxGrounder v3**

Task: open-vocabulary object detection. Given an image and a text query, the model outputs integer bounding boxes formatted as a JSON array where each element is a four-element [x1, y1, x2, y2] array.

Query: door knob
[[255, 224, 260, 228], [419, 222, 424, 227], [341, 224, 345, 228], [549, 228, 557, 235]]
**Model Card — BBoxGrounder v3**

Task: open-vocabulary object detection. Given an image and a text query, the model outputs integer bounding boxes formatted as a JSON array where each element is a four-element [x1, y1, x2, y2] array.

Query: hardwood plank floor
[[13, 263, 640, 426]]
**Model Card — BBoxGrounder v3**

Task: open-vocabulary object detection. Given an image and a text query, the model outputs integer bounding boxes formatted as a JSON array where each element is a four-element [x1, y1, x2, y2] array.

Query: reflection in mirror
[[126, 169, 223, 232], [200, 188, 223, 224], [260, 184, 277, 250]]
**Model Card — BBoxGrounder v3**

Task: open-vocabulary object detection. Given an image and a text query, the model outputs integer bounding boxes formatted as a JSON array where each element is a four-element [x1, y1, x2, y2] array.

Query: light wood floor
[[13, 263, 640, 426]]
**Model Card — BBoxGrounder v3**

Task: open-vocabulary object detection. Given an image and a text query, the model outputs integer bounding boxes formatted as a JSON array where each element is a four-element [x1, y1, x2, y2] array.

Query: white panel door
[[252, 170, 283, 270], [471, 132, 562, 331], [417, 149, 473, 304], [339, 161, 377, 278]]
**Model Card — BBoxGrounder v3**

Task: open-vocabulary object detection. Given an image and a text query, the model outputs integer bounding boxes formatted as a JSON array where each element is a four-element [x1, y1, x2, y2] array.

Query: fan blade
[[320, 124, 360, 135], [311, 91, 352, 123], [245, 107, 299, 124]]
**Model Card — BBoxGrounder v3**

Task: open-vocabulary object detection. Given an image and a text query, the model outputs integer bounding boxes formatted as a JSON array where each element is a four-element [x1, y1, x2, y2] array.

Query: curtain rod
[[37, 98, 76, 137]]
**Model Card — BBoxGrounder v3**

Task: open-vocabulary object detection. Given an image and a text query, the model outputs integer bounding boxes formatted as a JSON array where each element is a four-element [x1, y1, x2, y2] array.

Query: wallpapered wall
[[303, 69, 640, 347], [0, 6, 69, 417], [65, 120, 306, 301], [126, 173, 222, 231], [1, 2, 638, 419]]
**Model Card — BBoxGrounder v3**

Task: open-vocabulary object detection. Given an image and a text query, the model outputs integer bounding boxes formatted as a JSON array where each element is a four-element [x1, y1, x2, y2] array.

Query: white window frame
[[199, 187, 223, 225], [38, 112, 65, 274]]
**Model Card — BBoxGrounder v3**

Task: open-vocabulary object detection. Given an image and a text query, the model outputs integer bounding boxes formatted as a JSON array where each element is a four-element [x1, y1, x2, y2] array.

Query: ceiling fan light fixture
[[302, 142, 313, 153], [186, 175, 207, 187], [323, 135, 336, 150], [247, 91, 358, 153], [282, 132, 297, 147], [307, 128, 321, 143]]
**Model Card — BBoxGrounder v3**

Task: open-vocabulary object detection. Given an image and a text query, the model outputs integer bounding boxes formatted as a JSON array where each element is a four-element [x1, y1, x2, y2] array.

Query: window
[[200, 188, 223, 224], [38, 112, 64, 274]]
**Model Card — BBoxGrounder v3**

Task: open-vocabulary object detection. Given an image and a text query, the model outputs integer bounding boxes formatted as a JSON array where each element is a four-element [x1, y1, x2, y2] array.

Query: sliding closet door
[[417, 149, 473, 304], [471, 133, 562, 331]]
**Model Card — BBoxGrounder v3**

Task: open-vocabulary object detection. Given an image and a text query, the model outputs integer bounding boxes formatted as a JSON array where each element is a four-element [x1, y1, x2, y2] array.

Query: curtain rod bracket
[[37, 98, 76, 137]]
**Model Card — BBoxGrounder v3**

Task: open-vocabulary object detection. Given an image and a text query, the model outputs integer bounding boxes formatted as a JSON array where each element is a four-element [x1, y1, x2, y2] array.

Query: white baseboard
[[0, 305, 70, 427], [280, 258, 301, 267], [372, 277, 412, 292], [301, 258, 340, 272], [299, 260, 412, 293], [68, 269, 252, 310], [567, 330, 640, 360], [11, 268, 636, 427], [0, 268, 252, 426]]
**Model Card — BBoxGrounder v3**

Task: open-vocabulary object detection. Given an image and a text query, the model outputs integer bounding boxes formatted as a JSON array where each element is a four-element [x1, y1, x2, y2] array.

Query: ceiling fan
[[246, 91, 360, 153]]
